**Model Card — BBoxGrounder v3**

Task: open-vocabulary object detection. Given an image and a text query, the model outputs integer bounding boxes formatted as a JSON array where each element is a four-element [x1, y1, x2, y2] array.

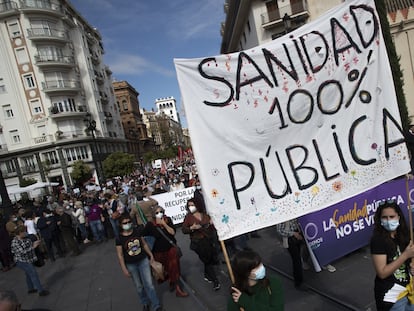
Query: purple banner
[[298, 177, 414, 266]]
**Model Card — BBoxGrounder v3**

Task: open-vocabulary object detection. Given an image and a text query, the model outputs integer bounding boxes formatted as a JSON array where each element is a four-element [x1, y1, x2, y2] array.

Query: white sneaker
[[83, 239, 91, 244], [323, 264, 336, 272]]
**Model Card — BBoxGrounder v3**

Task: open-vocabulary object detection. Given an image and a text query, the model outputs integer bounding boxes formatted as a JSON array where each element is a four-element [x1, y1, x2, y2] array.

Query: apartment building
[[220, 0, 414, 121], [0, 0, 127, 192]]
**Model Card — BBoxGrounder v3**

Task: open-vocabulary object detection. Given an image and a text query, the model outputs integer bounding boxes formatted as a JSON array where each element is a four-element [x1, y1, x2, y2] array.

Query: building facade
[[220, 0, 414, 122], [0, 0, 127, 194], [113, 80, 153, 158], [155, 96, 181, 125]]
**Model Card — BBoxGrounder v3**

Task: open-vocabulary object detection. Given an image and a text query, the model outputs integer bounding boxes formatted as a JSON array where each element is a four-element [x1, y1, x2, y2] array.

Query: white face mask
[[122, 223, 132, 231], [155, 212, 164, 219], [189, 205, 197, 214]]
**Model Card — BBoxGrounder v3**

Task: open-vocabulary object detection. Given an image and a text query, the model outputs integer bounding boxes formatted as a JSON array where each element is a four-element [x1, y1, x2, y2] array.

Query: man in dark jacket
[[37, 211, 65, 261], [55, 207, 80, 256]]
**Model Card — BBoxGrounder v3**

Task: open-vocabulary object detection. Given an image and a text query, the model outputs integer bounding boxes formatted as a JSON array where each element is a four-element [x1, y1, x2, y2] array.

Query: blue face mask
[[252, 264, 266, 280], [381, 219, 400, 232]]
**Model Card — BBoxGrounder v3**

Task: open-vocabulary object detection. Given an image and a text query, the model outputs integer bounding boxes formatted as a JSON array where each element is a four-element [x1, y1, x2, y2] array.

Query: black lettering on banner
[[349, 5, 379, 49], [317, 80, 343, 115], [382, 108, 406, 159], [300, 31, 329, 73], [312, 139, 340, 181], [262, 47, 298, 87], [260, 148, 292, 199], [286, 145, 318, 190], [198, 57, 234, 107], [236, 52, 273, 101], [349, 115, 376, 165], [228, 162, 255, 210], [287, 89, 313, 124], [331, 17, 362, 66]]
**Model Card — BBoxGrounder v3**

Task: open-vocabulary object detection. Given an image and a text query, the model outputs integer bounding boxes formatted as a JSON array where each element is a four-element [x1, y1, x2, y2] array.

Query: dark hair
[[232, 250, 269, 295], [373, 201, 410, 252], [185, 198, 198, 213], [118, 214, 133, 231]]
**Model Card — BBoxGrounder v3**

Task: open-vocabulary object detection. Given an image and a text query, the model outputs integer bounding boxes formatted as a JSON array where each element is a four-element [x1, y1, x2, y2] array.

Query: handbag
[[150, 260, 164, 281], [155, 226, 183, 258]]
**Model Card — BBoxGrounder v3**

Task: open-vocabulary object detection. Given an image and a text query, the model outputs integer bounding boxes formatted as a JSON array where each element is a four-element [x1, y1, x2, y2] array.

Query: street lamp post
[[84, 113, 104, 185], [283, 13, 292, 34]]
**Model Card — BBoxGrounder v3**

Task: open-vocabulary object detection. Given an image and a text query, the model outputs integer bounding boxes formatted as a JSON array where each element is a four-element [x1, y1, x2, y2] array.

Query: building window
[[43, 151, 59, 165], [122, 100, 128, 111], [0, 78, 6, 93], [8, 21, 21, 38], [15, 47, 29, 64], [4, 160, 16, 174], [51, 97, 76, 112], [30, 99, 42, 115], [10, 130, 20, 143], [65, 146, 89, 162], [3, 105, 14, 118], [23, 74, 36, 89], [21, 155, 37, 172]]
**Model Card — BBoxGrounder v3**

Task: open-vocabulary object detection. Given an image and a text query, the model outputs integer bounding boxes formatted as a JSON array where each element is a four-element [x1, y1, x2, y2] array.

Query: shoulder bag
[[155, 226, 183, 258]]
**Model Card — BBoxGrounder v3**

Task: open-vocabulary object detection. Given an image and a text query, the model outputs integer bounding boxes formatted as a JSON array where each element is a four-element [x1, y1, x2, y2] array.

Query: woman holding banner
[[182, 198, 220, 291], [370, 200, 414, 311], [228, 250, 283, 311]]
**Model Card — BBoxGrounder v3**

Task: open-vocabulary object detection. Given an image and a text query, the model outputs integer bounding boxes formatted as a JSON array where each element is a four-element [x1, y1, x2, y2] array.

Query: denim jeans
[[16, 261, 44, 292], [390, 296, 414, 311], [125, 257, 160, 309], [89, 220, 105, 242], [109, 218, 120, 240], [78, 223, 88, 240]]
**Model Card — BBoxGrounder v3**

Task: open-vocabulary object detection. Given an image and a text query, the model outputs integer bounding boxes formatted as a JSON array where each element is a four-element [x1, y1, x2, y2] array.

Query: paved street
[[1, 226, 376, 311]]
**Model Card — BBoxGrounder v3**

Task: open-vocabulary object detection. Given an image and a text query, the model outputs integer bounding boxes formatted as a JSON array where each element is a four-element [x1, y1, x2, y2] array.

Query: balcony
[[19, 0, 64, 17], [42, 79, 81, 94], [94, 71, 104, 85], [33, 134, 53, 144], [100, 92, 109, 104], [0, 1, 19, 18], [261, 0, 309, 29], [104, 111, 113, 122], [49, 104, 87, 120], [27, 27, 69, 42], [20, 165, 38, 174], [34, 55, 75, 68]]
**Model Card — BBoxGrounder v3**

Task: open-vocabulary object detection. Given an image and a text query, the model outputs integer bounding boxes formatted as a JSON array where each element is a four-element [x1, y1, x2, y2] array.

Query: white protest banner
[[152, 187, 195, 224], [174, 0, 411, 240]]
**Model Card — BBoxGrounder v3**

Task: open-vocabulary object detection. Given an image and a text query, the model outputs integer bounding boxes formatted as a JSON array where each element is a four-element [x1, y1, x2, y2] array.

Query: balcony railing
[[27, 27, 69, 41], [34, 134, 53, 144], [49, 104, 87, 119], [0, 1, 19, 15], [20, 0, 63, 15], [34, 55, 75, 67], [42, 79, 81, 93], [261, 0, 308, 25]]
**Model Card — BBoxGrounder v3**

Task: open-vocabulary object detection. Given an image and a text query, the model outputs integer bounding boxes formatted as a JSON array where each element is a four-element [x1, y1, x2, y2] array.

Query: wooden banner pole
[[220, 240, 235, 284]]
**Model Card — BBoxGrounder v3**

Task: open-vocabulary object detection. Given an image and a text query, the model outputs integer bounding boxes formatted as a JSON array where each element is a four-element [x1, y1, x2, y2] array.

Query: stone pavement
[[0, 226, 377, 311]]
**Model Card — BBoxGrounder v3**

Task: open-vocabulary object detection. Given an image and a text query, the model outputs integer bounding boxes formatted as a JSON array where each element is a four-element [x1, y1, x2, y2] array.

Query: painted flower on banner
[[211, 189, 218, 198], [222, 214, 229, 224], [332, 181, 343, 192]]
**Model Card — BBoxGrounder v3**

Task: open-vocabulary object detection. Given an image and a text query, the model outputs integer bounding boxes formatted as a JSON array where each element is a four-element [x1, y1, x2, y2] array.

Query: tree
[[70, 160, 92, 187], [375, 0, 410, 129], [20, 177, 37, 187], [102, 152, 135, 178]]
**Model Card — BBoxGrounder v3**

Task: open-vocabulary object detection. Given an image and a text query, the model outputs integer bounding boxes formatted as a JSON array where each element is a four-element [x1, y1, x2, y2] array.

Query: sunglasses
[[122, 221, 132, 225], [379, 199, 396, 206]]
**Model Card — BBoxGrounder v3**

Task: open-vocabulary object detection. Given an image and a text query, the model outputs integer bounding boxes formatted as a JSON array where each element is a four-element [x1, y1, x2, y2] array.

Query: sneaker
[[83, 239, 91, 244], [213, 280, 221, 291], [27, 289, 37, 294], [323, 264, 336, 273], [204, 274, 213, 283], [38, 290, 49, 296]]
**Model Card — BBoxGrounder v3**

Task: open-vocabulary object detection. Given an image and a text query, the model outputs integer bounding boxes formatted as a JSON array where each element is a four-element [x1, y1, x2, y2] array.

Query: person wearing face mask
[[115, 214, 164, 311], [10, 225, 49, 297], [182, 199, 221, 291], [228, 250, 284, 311], [142, 206, 188, 297], [371, 200, 414, 311]]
